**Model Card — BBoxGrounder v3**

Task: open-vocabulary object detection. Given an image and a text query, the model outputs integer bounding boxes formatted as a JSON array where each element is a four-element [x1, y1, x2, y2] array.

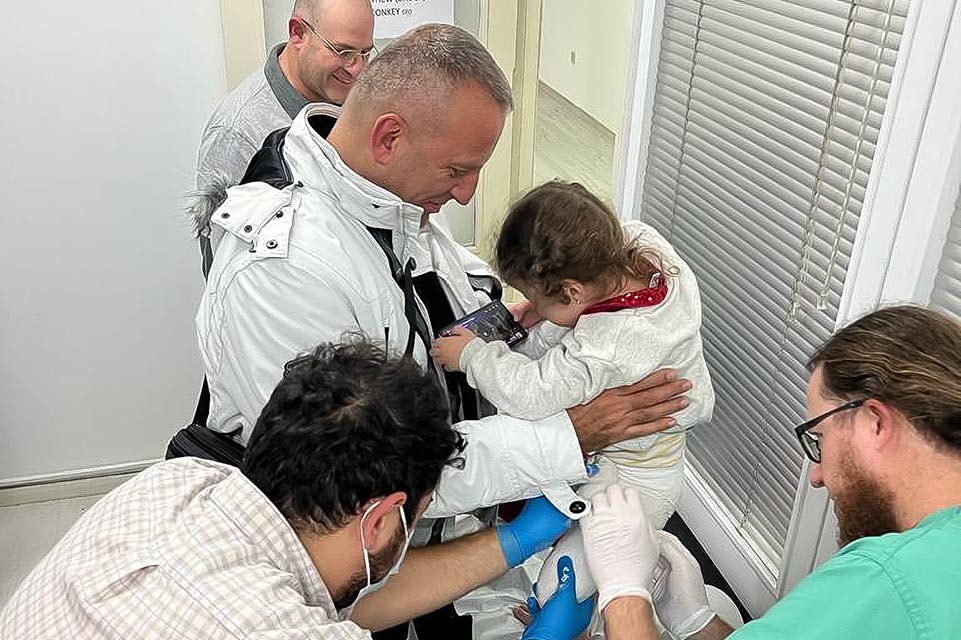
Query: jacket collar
[[283, 103, 426, 234], [264, 43, 309, 119]]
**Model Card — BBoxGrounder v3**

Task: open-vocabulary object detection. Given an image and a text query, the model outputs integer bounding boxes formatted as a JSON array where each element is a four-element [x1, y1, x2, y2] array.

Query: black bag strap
[[400, 259, 418, 358], [192, 127, 299, 429], [192, 376, 211, 427], [200, 236, 215, 280], [365, 227, 441, 381]]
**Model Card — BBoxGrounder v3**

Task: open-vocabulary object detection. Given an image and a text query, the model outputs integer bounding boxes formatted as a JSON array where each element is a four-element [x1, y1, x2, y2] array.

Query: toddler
[[431, 180, 714, 528]]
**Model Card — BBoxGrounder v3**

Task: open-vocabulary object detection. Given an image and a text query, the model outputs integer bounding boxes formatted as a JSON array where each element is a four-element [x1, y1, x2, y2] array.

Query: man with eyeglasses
[[531, 305, 961, 640], [195, 0, 375, 227]]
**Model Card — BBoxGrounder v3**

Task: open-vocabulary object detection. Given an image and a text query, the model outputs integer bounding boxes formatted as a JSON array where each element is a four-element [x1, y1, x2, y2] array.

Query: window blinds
[[929, 185, 961, 320], [639, 0, 909, 568]]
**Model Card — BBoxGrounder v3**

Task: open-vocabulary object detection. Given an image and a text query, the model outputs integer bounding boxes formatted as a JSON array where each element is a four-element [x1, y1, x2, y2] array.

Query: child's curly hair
[[495, 181, 667, 302]]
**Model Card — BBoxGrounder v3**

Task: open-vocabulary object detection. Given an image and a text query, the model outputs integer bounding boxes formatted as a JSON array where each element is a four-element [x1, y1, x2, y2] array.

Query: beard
[[832, 452, 900, 547], [333, 523, 408, 611]]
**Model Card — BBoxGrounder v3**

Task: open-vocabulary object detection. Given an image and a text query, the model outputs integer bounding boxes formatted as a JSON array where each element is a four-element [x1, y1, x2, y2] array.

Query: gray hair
[[344, 23, 513, 116]]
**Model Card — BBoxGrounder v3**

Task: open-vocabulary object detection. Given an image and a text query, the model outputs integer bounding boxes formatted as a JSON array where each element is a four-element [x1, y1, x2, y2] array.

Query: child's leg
[[534, 454, 686, 603], [598, 455, 684, 530], [532, 463, 620, 607], [532, 454, 684, 638]]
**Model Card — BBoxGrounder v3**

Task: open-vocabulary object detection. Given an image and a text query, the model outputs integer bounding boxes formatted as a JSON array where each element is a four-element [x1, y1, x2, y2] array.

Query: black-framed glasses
[[794, 398, 868, 463], [299, 18, 376, 66]]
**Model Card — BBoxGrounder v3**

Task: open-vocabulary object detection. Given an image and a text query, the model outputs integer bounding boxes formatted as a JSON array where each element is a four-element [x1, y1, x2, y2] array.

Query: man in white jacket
[[196, 23, 690, 638], [199, 20, 689, 520]]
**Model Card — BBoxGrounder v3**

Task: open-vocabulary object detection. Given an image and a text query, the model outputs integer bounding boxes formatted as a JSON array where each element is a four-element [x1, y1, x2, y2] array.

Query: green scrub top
[[730, 506, 961, 640]]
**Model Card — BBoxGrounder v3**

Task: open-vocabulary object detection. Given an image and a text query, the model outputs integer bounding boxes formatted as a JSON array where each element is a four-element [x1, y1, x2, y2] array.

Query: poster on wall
[[372, 0, 454, 39]]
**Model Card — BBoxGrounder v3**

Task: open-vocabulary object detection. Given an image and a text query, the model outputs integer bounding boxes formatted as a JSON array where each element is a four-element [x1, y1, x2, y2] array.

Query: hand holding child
[[431, 326, 477, 372]]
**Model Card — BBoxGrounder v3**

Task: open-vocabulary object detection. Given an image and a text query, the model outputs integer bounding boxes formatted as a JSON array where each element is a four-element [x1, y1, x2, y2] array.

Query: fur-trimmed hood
[[185, 105, 337, 246], [186, 172, 233, 241]]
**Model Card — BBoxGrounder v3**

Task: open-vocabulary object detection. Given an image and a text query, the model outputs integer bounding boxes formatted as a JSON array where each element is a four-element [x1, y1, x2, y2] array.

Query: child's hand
[[509, 299, 543, 329], [430, 326, 477, 372]]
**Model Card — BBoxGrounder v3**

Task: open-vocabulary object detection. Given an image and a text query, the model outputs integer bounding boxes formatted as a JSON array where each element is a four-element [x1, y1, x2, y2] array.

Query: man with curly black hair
[[0, 340, 578, 639]]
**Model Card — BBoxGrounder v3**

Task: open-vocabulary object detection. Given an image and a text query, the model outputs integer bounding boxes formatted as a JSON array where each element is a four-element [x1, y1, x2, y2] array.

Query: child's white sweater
[[459, 221, 714, 478]]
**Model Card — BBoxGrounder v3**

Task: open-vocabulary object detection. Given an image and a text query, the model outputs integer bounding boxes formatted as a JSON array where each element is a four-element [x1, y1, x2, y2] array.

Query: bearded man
[[541, 305, 961, 640]]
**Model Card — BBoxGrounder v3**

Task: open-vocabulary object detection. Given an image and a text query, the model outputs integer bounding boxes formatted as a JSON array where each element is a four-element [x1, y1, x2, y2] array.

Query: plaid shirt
[[0, 458, 368, 640]]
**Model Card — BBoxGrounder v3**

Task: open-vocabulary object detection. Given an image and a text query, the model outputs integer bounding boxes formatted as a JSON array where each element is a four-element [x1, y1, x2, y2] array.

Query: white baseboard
[[0, 460, 158, 507], [678, 464, 778, 618]]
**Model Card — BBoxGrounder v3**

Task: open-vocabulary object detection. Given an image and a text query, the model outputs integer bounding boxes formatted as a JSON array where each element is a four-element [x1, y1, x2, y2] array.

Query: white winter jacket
[[196, 104, 587, 518]]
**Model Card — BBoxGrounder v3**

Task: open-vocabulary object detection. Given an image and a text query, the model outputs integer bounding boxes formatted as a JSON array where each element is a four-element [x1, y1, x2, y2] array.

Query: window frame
[[614, 0, 961, 616]]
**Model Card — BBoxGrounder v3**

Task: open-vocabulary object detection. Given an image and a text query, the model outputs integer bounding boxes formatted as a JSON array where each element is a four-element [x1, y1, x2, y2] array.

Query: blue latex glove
[[497, 496, 572, 568], [522, 556, 597, 640]]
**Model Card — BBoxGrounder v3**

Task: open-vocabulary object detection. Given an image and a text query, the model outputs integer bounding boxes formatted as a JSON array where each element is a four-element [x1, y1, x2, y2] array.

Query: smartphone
[[439, 300, 528, 347]]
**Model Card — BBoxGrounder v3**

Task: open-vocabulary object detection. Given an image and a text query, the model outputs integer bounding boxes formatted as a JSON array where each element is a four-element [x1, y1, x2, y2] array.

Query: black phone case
[[439, 300, 528, 346]]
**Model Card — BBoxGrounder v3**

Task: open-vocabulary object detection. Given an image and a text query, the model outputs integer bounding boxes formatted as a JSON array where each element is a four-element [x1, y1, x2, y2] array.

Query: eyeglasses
[[299, 18, 376, 66], [794, 398, 868, 463]]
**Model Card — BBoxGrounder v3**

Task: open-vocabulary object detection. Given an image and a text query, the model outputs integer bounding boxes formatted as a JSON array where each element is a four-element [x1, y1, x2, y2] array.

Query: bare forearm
[[602, 598, 733, 640], [349, 528, 507, 630], [603, 597, 660, 640], [567, 371, 692, 452], [689, 616, 734, 640]]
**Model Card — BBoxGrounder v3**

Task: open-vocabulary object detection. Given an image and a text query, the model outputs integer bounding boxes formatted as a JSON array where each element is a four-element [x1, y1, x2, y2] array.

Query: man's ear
[[287, 17, 309, 48], [360, 491, 407, 553], [864, 398, 899, 454], [369, 114, 407, 166]]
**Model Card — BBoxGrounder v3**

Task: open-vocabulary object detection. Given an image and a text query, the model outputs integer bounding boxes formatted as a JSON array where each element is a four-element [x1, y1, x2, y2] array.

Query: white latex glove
[[581, 484, 658, 612], [654, 531, 717, 639]]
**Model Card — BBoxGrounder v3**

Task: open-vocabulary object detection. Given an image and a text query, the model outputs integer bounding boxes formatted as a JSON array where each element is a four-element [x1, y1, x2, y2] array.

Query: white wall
[[0, 1, 227, 483], [538, 0, 635, 134], [223, 0, 268, 90], [264, 0, 294, 50]]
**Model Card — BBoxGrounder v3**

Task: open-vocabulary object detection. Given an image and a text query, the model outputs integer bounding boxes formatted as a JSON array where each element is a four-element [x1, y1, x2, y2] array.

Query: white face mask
[[339, 500, 414, 617]]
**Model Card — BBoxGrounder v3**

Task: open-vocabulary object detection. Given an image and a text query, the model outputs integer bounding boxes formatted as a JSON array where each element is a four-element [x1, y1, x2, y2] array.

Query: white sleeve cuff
[[426, 410, 587, 518], [458, 337, 486, 384]]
